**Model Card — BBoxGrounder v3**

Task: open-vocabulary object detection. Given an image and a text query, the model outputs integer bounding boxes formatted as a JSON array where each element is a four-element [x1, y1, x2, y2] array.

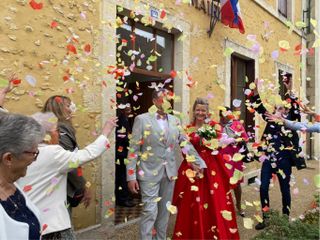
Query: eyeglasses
[[23, 150, 40, 160]]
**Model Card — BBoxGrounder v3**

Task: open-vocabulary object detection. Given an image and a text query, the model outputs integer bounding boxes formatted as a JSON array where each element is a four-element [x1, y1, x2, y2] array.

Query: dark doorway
[[231, 54, 255, 136], [114, 12, 175, 225], [278, 70, 292, 99]]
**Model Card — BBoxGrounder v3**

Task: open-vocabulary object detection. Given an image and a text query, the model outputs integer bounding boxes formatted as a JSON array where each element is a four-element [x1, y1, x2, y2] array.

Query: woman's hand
[[102, 117, 118, 137], [81, 188, 92, 208]]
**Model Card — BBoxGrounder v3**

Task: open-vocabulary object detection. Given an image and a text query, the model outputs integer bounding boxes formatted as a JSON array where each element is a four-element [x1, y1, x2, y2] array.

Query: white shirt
[[155, 113, 168, 131], [17, 135, 109, 235]]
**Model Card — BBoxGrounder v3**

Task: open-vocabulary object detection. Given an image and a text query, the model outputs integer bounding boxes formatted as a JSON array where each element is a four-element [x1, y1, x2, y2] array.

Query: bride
[[172, 98, 239, 239]]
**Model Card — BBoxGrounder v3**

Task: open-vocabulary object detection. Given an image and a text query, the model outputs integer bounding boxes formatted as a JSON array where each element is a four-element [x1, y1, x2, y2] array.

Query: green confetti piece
[[310, 18, 317, 28], [148, 55, 157, 62], [223, 47, 234, 56], [117, 6, 124, 12], [312, 39, 320, 48], [295, 21, 307, 29], [0, 78, 9, 88]]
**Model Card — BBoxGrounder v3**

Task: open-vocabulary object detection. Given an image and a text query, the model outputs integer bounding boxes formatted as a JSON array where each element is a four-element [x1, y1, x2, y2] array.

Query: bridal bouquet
[[197, 123, 218, 141]]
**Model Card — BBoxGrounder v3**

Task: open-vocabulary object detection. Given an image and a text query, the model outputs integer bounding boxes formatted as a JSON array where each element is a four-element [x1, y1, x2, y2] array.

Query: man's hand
[[265, 112, 284, 123], [191, 163, 203, 179], [128, 180, 140, 194], [300, 104, 316, 117], [81, 188, 92, 208]]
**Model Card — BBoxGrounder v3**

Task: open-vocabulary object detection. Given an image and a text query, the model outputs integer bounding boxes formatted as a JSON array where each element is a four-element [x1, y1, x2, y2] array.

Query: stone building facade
[[0, 0, 310, 234]]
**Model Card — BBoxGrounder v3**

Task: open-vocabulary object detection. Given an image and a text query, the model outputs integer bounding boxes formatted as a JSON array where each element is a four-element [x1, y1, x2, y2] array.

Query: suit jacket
[[250, 93, 305, 169], [126, 112, 206, 183]]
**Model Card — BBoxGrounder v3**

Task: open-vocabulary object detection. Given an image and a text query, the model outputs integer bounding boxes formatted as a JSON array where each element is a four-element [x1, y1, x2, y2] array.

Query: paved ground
[[76, 160, 319, 240]]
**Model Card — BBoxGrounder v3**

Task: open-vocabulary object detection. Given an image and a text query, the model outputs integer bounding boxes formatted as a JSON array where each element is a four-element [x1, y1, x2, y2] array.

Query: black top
[[0, 189, 40, 240], [58, 122, 86, 199], [250, 93, 304, 168], [115, 113, 132, 159]]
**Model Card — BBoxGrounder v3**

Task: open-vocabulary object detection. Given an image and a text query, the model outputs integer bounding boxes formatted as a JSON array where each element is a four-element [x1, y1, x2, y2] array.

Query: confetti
[[29, 0, 43, 10], [232, 99, 242, 108], [0, 78, 9, 88], [243, 217, 254, 229], [166, 201, 177, 214], [50, 21, 58, 28], [154, 197, 162, 202], [191, 185, 199, 191], [279, 40, 290, 51], [221, 210, 232, 221], [23, 185, 32, 192], [25, 75, 37, 87], [223, 47, 234, 56]]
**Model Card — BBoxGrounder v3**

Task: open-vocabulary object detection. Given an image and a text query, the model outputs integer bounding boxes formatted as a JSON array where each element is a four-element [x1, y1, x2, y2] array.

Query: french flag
[[221, 0, 245, 34]]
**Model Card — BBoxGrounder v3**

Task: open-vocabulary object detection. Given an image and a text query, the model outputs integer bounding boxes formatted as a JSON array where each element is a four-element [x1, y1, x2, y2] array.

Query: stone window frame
[[224, 38, 260, 142], [253, 0, 302, 36], [274, 61, 295, 94]]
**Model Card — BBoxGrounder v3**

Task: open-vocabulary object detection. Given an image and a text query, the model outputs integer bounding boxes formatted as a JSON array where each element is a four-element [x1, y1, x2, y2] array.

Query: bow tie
[[156, 114, 168, 120]]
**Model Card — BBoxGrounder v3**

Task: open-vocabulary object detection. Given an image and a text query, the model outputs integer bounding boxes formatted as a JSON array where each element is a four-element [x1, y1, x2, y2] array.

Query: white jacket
[[17, 135, 109, 235], [0, 184, 41, 240]]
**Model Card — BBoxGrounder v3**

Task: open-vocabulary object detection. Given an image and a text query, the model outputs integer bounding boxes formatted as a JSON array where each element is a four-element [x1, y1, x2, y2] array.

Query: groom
[[126, 88, 206, 240]]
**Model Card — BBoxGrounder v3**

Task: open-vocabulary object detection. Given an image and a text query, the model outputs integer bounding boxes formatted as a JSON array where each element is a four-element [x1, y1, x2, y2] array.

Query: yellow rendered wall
[[161, 0, 303, 172], [161, 0, 303, 115], [0, 0, 101, 229], [294, 0, 303, 24]]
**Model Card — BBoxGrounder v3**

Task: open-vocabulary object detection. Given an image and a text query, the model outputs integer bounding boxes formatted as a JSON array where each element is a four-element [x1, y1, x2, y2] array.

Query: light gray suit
[[126, 112, 206, 240]]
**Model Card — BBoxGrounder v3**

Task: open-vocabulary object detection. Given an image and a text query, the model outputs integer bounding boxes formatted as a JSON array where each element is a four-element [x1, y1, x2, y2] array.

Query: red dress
[[172, 124, 240, 240]]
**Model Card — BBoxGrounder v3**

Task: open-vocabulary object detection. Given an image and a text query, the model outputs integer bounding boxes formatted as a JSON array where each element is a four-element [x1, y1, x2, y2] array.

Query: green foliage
[[253, 210, 319, 240]]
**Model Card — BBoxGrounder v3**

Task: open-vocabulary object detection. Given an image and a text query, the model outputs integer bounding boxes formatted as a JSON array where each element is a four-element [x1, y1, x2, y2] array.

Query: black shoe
[[116, 200, 135, 207], [255, 222, 266, 230]]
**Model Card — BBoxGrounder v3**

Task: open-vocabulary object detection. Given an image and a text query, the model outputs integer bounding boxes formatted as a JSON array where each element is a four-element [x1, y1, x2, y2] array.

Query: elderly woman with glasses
[[17, 112, 117, 239], [0, 113, 45, 240]]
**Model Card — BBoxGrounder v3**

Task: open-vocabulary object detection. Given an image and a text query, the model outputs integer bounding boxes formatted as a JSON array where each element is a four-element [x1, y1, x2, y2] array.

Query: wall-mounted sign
[[150, 8, 159, 19], [191, 0, 221, 37]]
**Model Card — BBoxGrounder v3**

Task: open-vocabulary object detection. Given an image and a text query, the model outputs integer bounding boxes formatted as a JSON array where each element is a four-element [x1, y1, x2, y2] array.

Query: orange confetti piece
[[11, 78, 21, 86], [128, 169, 135, 176], [83, 44, 91, 54], [160, 10, 166, 19], [54, 96, 63, 103], [29, 0, 43, 10], [50, 21, 58, 28], [67, 44, 77, 54], [42, 224, 48, 232], [23, 185, 32, 193]]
